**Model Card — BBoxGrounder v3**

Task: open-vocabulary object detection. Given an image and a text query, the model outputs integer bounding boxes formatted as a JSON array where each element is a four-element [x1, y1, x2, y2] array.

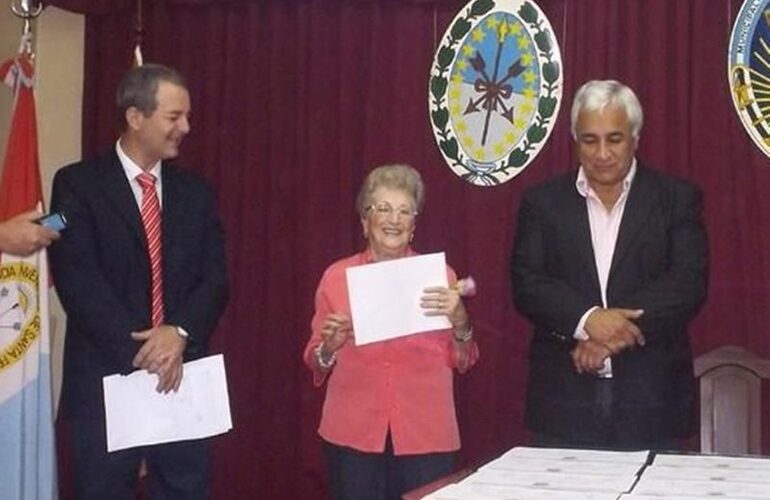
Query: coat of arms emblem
[[429, 0, 563, 185], [729, 0, 770, 158]]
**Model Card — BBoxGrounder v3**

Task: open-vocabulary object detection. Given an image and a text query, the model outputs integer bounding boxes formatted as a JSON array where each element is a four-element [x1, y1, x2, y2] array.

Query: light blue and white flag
[[0, 47, 57, 500]]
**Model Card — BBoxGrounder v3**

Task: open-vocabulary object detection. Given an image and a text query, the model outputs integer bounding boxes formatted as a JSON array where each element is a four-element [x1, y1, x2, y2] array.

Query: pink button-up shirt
[[574, 160, 637, 377], [303, 249, 479, 455]]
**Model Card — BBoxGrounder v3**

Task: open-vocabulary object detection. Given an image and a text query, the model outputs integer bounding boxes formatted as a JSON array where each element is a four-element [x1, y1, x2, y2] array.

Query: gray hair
[[355, 164, 425, 217], [116, 64, 187, 118], [570, 80, 643, 139]]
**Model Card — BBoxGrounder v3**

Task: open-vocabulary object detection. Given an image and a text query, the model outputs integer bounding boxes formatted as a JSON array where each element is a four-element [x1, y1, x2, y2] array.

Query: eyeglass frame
[[365, 201, 419, 220]]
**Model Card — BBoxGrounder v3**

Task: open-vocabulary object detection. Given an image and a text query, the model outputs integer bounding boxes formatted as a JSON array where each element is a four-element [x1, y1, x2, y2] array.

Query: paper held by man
[[346, 252, 452, 346], [102, 354, 232, 452]]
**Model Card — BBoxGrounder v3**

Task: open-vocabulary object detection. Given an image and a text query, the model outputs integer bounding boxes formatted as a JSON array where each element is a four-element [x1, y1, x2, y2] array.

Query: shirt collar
[[576, 158, 637, 199], [116, 138, 162, 181]]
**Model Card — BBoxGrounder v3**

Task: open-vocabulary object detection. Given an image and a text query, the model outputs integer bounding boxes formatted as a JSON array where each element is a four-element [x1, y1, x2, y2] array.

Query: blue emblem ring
[[729, 0, 770, 158]]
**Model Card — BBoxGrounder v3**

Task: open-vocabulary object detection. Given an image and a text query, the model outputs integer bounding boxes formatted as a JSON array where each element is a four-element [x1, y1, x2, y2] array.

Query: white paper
[[425, 482, 620, 500], [346, 252, 451, 345], [621, 496, 758, 500], [421, 446, 646, 499], [456, 468, 637, 494], [652, 453, 770, 470], [632, 471, 770, 498], [644, 463, 770, 483], [480, 455, 645, 477], [502, 446, 650, 465], [103, 354, 232, 452]]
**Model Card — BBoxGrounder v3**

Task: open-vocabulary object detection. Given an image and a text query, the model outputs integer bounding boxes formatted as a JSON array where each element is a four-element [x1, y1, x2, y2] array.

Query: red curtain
[[44, 0, 770, 498]]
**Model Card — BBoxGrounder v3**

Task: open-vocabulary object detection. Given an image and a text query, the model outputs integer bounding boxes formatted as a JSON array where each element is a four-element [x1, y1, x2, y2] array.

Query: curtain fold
[[51, 0, 770, 498]]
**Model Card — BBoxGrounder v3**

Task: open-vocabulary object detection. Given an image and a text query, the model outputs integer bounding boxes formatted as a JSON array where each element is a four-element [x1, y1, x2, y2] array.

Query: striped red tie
[[137, 173, 164, 327]]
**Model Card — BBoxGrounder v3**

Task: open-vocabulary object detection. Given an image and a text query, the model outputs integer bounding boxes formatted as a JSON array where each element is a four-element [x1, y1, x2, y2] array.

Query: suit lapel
[[100, 152, 147, 249], [562, 174, 601, 291], [609, 165, 656, 277], [160, 164, 182, 262]]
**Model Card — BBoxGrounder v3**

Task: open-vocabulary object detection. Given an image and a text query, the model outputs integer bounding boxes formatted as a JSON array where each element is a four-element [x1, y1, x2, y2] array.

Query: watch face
[[0, 261, 40, 372]]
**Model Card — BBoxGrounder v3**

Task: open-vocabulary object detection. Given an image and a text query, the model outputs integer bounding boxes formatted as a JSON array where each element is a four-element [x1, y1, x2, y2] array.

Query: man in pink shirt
[[511, 80, 708, 450]]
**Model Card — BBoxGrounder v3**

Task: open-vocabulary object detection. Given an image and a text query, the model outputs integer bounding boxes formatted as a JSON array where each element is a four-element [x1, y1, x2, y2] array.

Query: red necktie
[[137, 172, 164, 327]]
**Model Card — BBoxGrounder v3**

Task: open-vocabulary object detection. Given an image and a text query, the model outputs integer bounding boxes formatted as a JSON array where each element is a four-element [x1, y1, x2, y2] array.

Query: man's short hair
[[570, 80, 643, 139], [116, 64, 187, 118]]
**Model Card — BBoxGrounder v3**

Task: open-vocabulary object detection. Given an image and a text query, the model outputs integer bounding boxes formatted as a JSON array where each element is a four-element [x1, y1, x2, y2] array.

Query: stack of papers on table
[[424, 447, 649, 500], [626, 453, 770, 499]]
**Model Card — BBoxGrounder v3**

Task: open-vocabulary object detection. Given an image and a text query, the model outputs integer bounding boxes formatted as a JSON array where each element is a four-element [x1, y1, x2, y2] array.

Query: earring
[[409, 233, 414, 242]]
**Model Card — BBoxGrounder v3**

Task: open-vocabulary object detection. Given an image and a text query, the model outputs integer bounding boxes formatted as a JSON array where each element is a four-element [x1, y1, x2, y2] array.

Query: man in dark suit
[[511, 80, 708, 450], [50, 64, 228, 499]]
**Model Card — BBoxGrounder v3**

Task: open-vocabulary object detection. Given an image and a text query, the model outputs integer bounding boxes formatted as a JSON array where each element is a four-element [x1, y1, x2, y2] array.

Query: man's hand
[[584, 307, 645, 354], [131, 325, 187, 393], [0, 210, 60, 256], [571, 339, 611, 374]]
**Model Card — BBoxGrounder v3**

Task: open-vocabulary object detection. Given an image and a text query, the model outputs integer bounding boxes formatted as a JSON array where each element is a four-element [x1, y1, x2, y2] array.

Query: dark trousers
[[323, 434, 456, 500], [70, 416, 210, 500], [532, 379, 684, 452]]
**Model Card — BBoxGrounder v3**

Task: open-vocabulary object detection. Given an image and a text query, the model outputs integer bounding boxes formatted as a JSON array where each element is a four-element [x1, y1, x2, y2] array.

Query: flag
[[0, 52, 57, 500]]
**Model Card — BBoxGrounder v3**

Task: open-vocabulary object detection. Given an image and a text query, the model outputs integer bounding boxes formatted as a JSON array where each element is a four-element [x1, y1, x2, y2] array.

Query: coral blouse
[[303, 249, 479, 455]]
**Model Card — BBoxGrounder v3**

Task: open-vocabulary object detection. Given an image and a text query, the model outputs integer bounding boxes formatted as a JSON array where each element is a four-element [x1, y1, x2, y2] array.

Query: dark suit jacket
[[511, 164, 708, 443], [50, 151, 229, 418]]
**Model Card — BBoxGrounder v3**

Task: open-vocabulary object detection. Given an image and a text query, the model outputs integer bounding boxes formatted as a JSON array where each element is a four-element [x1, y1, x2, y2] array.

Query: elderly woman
[[303, 164, 479, 500]]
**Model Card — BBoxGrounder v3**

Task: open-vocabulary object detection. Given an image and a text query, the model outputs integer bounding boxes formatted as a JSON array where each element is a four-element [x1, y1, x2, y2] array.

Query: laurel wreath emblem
[[429, 0, 562, 185]]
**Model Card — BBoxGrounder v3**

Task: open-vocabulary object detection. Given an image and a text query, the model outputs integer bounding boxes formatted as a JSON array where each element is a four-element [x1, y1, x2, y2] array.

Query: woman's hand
[[320, 313, 351, 354], [421, 286, 469, 335]]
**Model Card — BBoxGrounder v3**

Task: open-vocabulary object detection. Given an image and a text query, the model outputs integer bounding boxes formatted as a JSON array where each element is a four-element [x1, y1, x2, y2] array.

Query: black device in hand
[[37, 212, 67, 231]]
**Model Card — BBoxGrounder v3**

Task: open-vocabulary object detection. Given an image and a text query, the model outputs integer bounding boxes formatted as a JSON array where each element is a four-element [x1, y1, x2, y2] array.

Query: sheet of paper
[[103, 354, 232, 452], [346, 252, 450, 345], [456, 468, 637, 494], [425, 482, 620, 500], [644, 463, 770, 483], [480, 455, 644, 477], [653, 453, 770, 470], [502, 446, 650, 465], [632, 468, 770, 498], [621, 496, 758, 500]]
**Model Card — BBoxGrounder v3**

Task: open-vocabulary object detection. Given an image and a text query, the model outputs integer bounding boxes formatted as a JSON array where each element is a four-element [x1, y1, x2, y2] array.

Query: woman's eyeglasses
[[366, 202, 418, 220]]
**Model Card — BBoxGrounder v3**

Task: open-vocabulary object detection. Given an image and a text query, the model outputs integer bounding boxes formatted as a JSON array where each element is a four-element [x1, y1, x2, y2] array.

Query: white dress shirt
[[116, 139, 163, 208], [114, 140, 188, 338]]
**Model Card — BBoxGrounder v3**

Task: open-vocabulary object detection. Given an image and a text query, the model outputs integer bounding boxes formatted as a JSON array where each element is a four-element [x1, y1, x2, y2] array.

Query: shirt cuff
[[174, 326, 190, 338], [574, 306, 599, 340]]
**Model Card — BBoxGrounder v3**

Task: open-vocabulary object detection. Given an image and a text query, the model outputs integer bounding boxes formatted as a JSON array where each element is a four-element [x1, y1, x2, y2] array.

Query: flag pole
[[134, 0, 144, 66], [10, 0, 42, 56]]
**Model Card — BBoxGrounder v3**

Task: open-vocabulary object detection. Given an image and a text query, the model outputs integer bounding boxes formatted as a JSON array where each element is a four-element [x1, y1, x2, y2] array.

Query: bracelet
[[315, 344, 337, 369], [453, 325, 473, 343]]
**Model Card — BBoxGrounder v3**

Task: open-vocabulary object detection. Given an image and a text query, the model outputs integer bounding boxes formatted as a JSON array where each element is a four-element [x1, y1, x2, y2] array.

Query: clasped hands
[[132, 325, 187, 393], [571, 308, 645, 375]]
